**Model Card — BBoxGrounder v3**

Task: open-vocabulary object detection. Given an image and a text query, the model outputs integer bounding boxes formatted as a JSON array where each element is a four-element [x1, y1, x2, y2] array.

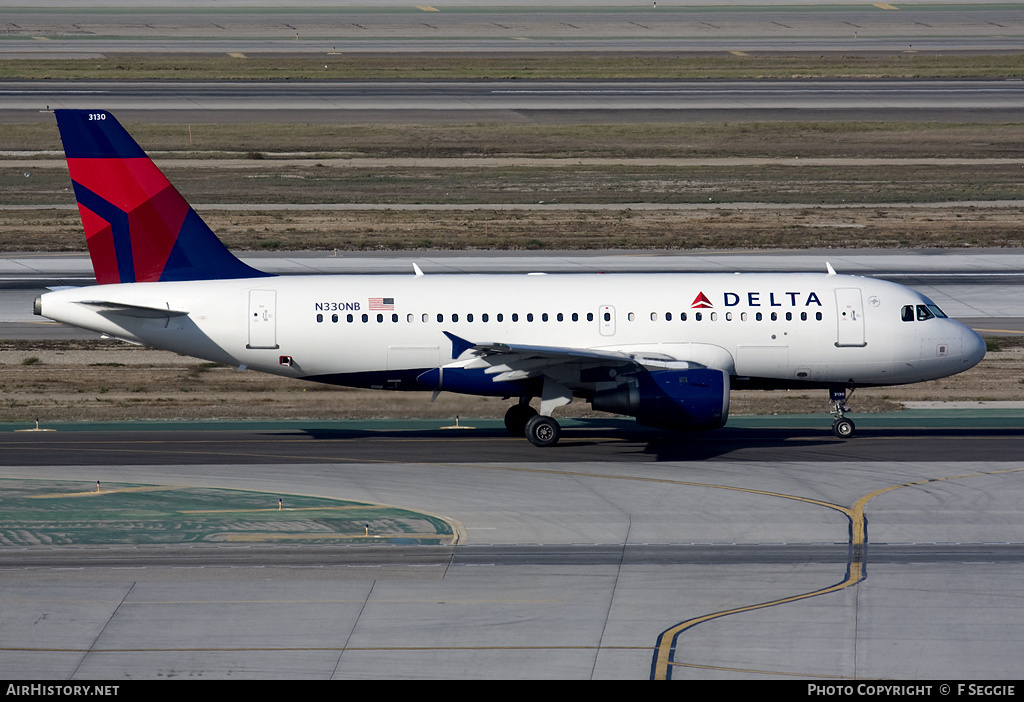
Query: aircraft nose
[[961, 326, 987, 370]]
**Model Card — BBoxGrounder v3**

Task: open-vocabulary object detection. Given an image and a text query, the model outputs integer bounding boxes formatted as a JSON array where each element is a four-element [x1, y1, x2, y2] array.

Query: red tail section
[[56, 110, 269, 284]]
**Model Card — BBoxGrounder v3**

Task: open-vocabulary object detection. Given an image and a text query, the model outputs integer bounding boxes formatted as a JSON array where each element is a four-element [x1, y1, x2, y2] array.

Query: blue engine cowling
[[590, 368, 729, 430], [416, 366, 540, 397]]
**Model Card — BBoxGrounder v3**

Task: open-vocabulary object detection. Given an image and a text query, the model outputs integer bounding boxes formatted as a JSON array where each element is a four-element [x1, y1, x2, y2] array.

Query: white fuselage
[[37, 271, 986, 393]]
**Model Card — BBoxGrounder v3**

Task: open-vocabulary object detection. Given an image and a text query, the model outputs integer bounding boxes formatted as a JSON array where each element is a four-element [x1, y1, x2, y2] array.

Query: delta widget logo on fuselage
[[691, 291, 824, 309]]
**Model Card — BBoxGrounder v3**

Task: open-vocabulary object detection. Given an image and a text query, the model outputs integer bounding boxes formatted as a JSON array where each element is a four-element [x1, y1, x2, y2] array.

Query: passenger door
[[834, 287, 866, 347]]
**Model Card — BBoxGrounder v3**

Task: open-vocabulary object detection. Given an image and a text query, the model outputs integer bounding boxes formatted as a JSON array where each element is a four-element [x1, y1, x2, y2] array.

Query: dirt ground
[[1, 338, 1020, 424], [5, 204, 1024, 253]]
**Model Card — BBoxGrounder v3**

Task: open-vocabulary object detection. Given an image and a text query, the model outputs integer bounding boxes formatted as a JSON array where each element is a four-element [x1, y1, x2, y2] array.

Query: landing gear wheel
[[504, 403, 538, 437], [524, 415, 561, 447], [829, 386, 856, 439], [832, 417, 856, 439]]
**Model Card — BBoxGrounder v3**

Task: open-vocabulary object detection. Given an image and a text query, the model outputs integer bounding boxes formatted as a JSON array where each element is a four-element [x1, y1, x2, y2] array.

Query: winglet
[[443, 331, 476, 359], [413, 263, 424, 277], [825, 262, 837, 276], [55, 109, 271, 285]]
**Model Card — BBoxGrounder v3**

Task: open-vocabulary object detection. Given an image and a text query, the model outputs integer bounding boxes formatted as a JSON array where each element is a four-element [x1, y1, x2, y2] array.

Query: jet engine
[[591, 368, 730, 430]]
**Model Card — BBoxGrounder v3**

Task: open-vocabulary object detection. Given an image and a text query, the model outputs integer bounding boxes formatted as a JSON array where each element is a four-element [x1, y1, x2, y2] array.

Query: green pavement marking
[[0, 479, 455, 546]]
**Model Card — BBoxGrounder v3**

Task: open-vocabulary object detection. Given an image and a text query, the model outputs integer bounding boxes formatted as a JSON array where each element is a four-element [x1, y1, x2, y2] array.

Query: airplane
[[34, 109, 987, 447]]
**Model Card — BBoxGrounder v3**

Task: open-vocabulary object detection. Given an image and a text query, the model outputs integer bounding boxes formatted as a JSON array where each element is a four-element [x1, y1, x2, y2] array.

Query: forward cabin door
[[247, 289, 279, 349], [834, 287, 866, 347]]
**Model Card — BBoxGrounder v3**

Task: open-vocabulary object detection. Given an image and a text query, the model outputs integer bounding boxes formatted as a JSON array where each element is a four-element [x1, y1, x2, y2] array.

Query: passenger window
[[332, 313, 338, 323], [572, 312, 578, 322], [482, 313, 489, 323], [497, 313, 504, 322], [467, 313, 474, 323], [695, 312, 702, 321], [666, 312, 672, 321], [347, 314, 353, 323], [316, 314, 323, 323], [588, 313, 595, 322], [527, 313, 534, 322]]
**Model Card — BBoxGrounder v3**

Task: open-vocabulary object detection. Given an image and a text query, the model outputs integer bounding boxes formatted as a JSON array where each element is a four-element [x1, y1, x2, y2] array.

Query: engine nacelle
[[416, 366, 539, 397], [591, 368, 730, 431]]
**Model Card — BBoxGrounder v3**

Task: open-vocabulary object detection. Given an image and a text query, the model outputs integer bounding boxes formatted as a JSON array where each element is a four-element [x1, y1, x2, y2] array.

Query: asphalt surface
[[3, 418, 1024, 465], [4, 2, 1024, 54], [6, 79, 1024, 124]]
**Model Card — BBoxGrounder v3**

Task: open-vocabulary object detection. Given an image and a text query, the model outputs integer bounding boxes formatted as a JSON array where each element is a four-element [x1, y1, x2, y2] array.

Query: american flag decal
[[368, 297, 395, 311]]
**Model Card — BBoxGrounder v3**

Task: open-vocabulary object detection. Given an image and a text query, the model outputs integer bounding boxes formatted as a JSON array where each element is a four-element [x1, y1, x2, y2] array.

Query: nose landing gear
[[829, 387, 856, 439]]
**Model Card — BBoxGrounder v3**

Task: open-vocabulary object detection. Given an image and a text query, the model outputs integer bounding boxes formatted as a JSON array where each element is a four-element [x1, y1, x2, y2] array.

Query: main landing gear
[[504, 400, 561, 447], [829, 387, 856, 439]]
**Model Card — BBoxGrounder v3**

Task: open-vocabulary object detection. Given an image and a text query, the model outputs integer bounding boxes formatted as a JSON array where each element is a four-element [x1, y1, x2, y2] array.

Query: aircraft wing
[[442, 331, 691, 383]]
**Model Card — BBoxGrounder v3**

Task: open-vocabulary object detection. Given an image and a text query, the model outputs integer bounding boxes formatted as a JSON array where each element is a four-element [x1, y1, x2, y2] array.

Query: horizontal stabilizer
[[78, 300, 189, 319]]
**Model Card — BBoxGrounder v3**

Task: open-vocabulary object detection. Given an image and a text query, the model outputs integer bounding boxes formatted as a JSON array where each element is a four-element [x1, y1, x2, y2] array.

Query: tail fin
[[55, 110, 270, 284]]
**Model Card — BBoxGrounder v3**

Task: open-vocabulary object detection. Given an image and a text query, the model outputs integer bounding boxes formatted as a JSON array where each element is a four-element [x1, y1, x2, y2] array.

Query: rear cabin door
[[599, 305, 616, 336], [247, 289, 279, 349]]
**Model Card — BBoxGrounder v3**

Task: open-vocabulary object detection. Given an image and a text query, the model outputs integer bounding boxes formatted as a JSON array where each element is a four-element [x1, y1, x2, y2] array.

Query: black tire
[[833, 418, 856, 439], [524, 415, 561, 447], [504, 404, 538, 437]]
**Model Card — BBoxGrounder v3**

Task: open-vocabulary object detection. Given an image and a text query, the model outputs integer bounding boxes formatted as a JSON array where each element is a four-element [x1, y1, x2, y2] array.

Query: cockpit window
[[903, 303, 949, 322]]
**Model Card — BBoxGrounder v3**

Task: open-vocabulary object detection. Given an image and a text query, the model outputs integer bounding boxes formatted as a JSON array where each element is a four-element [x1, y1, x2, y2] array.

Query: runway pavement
[[6, 79, 1024, 124], [4, 1, 1024, 54]]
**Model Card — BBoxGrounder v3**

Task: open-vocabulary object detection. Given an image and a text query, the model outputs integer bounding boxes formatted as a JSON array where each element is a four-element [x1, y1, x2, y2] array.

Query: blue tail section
[[55, 110, 272, 284]]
